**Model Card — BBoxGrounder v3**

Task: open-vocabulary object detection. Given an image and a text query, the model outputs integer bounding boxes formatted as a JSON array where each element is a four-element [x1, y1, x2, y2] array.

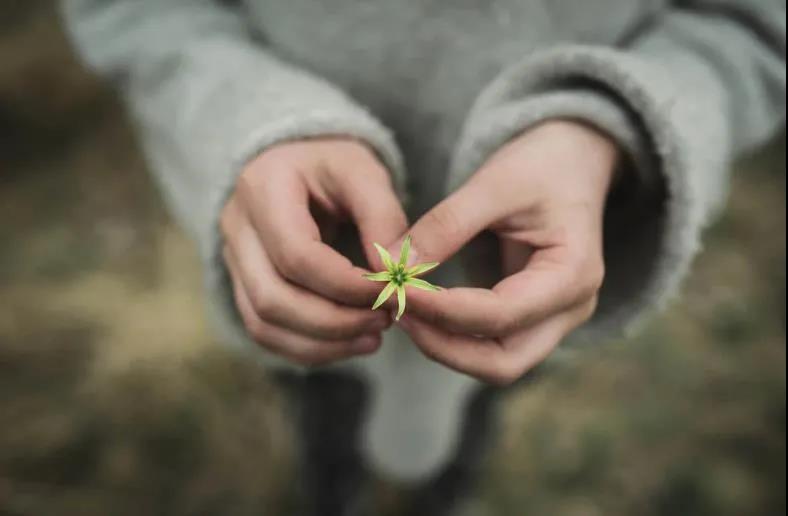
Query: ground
[[1, 3, 785, 515]]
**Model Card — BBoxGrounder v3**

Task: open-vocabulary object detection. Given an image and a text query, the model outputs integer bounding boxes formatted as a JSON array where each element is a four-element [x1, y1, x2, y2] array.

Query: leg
[[407, 367, 545, 516], [274, 370, 372, 516]]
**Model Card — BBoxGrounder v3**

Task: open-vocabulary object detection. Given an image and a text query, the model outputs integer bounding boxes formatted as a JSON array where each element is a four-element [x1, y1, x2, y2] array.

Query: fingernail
[[386, 244, 400, 260], [388, 239, 419, 266], [352, 335, 380, 353], [396, 315, 412, 331], [407, 248, 419, 266]]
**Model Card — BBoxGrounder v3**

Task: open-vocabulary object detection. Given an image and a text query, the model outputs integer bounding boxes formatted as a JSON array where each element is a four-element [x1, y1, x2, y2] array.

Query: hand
[[221, 138, 407, 366], [396, 121, 620, 385]]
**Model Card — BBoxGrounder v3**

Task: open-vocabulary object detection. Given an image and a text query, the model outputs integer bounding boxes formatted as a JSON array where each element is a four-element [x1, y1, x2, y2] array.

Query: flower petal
[[372, 282, 397, 310], [363, 271, 391, 282], [398, 235, 412, 267], [395, 286, 407, 320], [406, 262, 439, 277], [405, 278, 442, 292], [373, 243, 394, 270]]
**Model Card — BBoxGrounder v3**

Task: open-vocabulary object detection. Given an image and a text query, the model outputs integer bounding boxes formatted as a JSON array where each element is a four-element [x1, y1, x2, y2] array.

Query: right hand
[[221, 138, 408, 367]]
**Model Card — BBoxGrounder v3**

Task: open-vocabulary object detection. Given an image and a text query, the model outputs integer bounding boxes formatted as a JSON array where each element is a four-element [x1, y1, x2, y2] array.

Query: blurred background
[[1, 2, 785, 515]]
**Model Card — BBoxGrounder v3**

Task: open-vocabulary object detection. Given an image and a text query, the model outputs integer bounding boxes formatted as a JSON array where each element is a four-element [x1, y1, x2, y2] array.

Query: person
[[62, 1, 786, 514]]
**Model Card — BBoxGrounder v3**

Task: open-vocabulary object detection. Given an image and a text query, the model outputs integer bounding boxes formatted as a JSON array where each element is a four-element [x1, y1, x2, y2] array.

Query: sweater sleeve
[[61, 0, 405, 360], [450, 0, 786, 340]]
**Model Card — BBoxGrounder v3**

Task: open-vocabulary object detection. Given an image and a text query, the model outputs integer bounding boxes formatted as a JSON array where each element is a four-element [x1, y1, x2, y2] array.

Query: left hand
[[395, 120, 620, 385]]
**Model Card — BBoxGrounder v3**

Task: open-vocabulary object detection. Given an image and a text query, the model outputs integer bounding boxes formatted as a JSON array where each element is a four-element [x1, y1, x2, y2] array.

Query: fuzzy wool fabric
[[62, 0, 786, 481]]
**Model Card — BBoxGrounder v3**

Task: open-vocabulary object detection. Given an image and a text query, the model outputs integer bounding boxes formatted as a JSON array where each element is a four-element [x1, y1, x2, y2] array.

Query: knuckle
[[590, 260, 606, 291], [428, 203, 462, 234], [235, 168, 260, 199], [276, 243, 310, 279], [579, 261, 605, 300], [581, 296, 599, 322], [247, 288, 276, 319], [412, 300, 444, 326], [561, 257, 597, 304], [251, 144, 297, 171], [315, 319, 359, 340], [246, 321, 269, 345], [492, 311, 518, 336], [422, 204, 463, 247]]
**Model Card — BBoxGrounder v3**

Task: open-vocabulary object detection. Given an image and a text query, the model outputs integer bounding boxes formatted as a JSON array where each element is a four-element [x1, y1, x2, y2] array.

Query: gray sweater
[[62, 0, 786, 481]]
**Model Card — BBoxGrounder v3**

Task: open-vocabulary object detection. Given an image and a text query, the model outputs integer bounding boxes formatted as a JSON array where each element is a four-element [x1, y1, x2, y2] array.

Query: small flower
[[363, 235, 441, 321]]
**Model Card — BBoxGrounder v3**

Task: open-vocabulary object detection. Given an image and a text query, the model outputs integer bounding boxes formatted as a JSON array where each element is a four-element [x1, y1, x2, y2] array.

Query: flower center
[[392, 266, 407, 286]]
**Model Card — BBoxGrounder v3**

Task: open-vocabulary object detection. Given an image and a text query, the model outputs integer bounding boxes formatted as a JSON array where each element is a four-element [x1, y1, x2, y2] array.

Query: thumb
[[404, 181, 503, 265]]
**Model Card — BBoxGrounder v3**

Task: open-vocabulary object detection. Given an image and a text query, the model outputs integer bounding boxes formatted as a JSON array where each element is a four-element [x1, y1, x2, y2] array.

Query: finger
[[403, 179, 506, 265], [404, 245, 595, 337], [238, 166, 381, 306], [398, 315, 505, 384], [497, 301, 595, 380], [227, 253, 382, 367], [326, 158, 409, 269], [399, 301, 594, 386], [222, 202, 391, 340]]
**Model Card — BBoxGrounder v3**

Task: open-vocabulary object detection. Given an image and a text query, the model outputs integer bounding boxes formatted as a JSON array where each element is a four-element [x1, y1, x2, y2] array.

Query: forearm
[[61, 0, 405, 249], [61, 0, 406, 363]]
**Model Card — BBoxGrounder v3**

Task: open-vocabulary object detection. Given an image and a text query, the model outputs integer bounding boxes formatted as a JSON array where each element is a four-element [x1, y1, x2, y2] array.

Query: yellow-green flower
[[363, 235, 441, 321]]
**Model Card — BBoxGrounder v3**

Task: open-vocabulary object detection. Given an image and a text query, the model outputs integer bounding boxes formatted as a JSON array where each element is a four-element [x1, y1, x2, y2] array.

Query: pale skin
[[220, 139, 408, 367], [221, 121, 619, 382]]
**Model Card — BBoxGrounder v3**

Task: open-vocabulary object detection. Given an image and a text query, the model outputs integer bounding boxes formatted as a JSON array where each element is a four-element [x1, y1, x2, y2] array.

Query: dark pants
[[274, 368, 543, 516]]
